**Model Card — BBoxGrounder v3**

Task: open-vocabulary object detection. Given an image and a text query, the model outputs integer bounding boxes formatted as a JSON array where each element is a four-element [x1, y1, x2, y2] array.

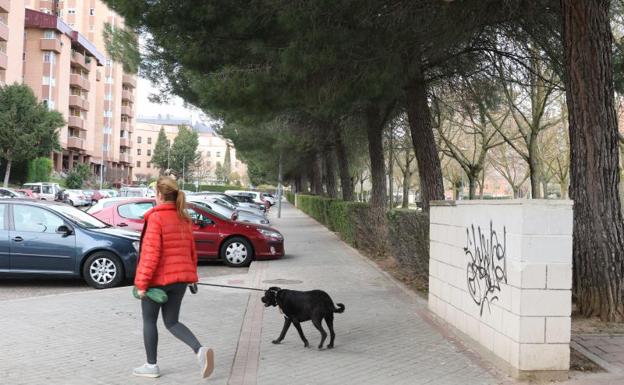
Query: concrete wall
[[428, 200, 573, 379]]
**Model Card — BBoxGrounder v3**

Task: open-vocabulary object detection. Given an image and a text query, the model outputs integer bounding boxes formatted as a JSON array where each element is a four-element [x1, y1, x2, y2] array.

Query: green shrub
[[296, 194, 430, 285], [286, 192, 295, 204], [27, 157, 53, 182], [387, 209, 430, 284], [65, 164, 92, 189]]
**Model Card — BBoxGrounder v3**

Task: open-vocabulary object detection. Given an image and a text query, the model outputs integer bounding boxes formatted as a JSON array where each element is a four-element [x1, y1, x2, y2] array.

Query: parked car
[[194, 192, 266, 217], [119, 186, 155, 198], [261, 193, 276, 206], [187, 197, 269, 225], [89, 199, 284, 266], [99, 189, 119, 198], [22, 182, 62, 201], [225, 190, 271, 210], [15, 189, 35, 198], [89, 198, 155, 232], [0, 199, 140, 288], [0, 188, 27, 198], [64, 190, 90, 207], [83, 190, 104, 204]]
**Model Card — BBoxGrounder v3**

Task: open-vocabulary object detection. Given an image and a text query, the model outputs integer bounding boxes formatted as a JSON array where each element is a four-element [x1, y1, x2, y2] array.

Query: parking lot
[[0, 262, 248, 301]]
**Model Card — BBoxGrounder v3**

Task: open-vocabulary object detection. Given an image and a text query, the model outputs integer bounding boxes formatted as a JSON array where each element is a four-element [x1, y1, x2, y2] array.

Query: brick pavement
[[572, 334, 624, 375]]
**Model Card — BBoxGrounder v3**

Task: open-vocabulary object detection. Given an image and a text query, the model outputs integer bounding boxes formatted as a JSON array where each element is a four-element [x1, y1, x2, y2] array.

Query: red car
[[88, 198, 284, 267]]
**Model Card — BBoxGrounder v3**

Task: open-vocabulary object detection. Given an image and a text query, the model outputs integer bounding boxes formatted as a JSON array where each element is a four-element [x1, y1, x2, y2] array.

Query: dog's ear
[[268, 286, 281, 291]]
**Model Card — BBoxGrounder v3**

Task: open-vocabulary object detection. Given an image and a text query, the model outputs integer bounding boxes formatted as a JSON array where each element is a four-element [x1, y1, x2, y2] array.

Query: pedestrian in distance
[[133, 176, 214, 379]]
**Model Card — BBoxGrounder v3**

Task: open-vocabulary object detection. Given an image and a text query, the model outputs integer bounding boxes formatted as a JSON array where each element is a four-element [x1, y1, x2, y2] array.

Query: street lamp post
[[277, 151, 283, 218]]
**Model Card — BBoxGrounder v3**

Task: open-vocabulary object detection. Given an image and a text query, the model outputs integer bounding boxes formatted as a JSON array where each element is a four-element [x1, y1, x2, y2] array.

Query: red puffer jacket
[[134, 203, 198, 291]]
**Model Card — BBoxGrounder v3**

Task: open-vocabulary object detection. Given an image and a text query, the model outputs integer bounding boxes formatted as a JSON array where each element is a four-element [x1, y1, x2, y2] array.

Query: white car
[[22, 182, 61, 200], [119, 187, 155, 198], [187, 197, 270, 225], [194, 192, 266, 217], [261, 193, 276, 206], [224, 190, 269, 207], [64, 189, 90, 206]]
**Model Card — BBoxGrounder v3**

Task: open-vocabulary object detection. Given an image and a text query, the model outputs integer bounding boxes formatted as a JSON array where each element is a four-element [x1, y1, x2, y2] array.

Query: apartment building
[[1, 0, 25, 85], [133, 116, 248, 185], [22, 0, 137, 185]]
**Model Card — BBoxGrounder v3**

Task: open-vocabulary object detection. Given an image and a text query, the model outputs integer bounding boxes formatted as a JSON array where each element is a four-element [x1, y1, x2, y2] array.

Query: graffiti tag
[[465, 221, 507, 316]]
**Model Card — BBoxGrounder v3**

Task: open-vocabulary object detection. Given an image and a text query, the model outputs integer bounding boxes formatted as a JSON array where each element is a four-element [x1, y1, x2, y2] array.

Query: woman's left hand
[[137, 289, 146, 298]]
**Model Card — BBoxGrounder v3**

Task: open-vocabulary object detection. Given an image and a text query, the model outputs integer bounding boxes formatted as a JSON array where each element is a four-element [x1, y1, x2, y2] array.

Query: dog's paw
[[304, 342, 310, 348], [327, 344, 334, 349], [318, 345, 324, 350], [272, 340, 282, 345]]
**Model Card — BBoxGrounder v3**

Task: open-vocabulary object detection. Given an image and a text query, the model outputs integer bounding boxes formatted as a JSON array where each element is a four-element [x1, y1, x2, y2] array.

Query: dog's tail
[[334, 303, 345, 313]]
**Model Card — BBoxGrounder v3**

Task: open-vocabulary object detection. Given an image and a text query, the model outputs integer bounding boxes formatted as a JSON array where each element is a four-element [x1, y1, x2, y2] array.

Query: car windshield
[[216, 194, 239, 205], [189, 202, 229, 221], [52, 204, 110, 229]]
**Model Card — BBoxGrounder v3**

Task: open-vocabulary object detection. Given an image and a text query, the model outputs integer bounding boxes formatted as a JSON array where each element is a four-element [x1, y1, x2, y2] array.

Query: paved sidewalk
[[0, 201, 512, 385], [248, 202, 502, 385]]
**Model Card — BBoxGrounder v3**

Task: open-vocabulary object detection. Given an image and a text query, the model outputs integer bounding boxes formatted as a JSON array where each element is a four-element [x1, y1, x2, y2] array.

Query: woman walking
[[133, 176, 214, 379]]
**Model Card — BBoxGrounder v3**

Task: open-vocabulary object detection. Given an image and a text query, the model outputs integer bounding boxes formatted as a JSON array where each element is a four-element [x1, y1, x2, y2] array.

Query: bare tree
[[489, 144, 530, 198]]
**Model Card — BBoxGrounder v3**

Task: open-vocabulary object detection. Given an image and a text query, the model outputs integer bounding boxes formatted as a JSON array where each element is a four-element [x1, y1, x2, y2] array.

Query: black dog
[[261, 287, 345, 349]]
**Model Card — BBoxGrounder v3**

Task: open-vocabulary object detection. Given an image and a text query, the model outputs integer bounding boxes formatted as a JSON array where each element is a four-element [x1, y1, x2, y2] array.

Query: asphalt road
[[0, 262, 248, 301]]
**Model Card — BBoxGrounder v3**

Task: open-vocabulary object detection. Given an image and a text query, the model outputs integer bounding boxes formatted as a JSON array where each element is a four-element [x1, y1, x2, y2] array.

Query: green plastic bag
[[132, 287, 168, 304]]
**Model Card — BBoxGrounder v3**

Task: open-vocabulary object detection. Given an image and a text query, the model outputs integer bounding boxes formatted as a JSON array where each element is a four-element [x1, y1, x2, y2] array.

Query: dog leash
[[193, 282, 266, 292]]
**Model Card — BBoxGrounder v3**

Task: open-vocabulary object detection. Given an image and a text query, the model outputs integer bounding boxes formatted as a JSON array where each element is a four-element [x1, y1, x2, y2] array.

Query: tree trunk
[[560, 180, 568, 199], [388, 127, 394, 209], [513, 186, 519, 199], [562, 0, 624, 321], [405, 67, 444, 212], [365, 105, 387, 212], [542, 179, 549, 198], [323, 145, 338, 199], [3, 158, 12, 188], [310, 154, 323, 195], [468, 174, 476, 200], [402, 171, 410, 208], [528, 133, 541, 198], [335, 129, 354, 201]]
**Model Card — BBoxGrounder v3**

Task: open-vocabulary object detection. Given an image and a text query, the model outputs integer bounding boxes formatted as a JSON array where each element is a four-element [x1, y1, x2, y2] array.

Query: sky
[[136, 76, 203, 121]]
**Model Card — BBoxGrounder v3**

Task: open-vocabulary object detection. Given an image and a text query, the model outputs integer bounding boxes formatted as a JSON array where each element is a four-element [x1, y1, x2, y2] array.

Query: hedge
[[295, 194, 429, 282], [286, 192, 295, 204]]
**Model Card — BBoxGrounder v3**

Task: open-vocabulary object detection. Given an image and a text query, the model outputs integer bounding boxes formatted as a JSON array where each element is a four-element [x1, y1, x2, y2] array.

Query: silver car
[[187, 197, 269, 225], [197, 193, 266, 217]]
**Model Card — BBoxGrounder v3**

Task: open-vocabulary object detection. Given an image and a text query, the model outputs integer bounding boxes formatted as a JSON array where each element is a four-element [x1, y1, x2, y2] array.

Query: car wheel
[[82, 252, 124, 289], [68, 200, 74, 206], [220, 237, 253, 267]]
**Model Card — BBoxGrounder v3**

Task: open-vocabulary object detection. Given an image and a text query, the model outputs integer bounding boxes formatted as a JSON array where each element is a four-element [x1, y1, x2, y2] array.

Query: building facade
[[133, 116, 248, 186], [16, 1, 137, 185]]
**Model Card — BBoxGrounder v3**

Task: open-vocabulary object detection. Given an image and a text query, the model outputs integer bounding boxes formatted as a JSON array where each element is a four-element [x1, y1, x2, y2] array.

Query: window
[[43, 30, 55, 39], [89, 8, 95, 16], [137, 136, 142, 143], [13, 205, 64, 233], [89, 25, 95, 32], [40, 8, 51, 14], [67, 8, 76, 14], [216, 152, 221, 157], [43, 52, 56, 63], [106, 76, 113, 84], [118, 202, 154, 220], [104, 110, 112, 118], [106, 59, 112, 67], [147, 149, 151, 156], [136, 161, 141, 168], [147, 162, 151, 169], [147, 137, 152, 144], [206, 151, 211, 157], [105, 93, 112, 100], [137, 148, 141, 155], [0, 204, 5, 228]]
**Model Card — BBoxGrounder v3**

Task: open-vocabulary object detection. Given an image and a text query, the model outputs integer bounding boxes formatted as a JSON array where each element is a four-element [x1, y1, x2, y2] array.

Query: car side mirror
[[56, 224, 73, 236]]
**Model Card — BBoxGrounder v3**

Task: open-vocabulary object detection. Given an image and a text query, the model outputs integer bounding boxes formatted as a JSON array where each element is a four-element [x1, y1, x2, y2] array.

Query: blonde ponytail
[[156, 176, 191, 222]]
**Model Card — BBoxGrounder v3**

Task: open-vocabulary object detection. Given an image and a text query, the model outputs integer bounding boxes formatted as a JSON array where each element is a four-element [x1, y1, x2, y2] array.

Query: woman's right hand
[[137, 289, 146, 298]]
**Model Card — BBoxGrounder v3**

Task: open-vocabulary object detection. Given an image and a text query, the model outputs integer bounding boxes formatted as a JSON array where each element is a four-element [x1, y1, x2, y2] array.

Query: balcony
[[68, 95, 89, 111], [40, 38, 62, 53], [68, 116, 84, 130], [121, 121, 133, 133], [122, 74, 136, 88], [119, 137, 132, 148], [0, 0, 10, 13], [121, 106, 133, 118], [69, 74, 90, 91], [121, 90, 134, 102], [71, 51, 89, 71], [119, 153, 132, 164], [0, 21, 8, 42], [67, 136, 84, 151], [0, 52, 6, 70]]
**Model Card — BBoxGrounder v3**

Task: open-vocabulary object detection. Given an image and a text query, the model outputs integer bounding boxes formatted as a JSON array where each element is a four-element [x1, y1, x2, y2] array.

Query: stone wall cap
[[430, 199, 573, 207]]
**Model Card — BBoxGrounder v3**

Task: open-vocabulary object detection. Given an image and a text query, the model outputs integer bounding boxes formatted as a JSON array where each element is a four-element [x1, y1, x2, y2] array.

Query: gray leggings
[[141, 283, 201, 364]]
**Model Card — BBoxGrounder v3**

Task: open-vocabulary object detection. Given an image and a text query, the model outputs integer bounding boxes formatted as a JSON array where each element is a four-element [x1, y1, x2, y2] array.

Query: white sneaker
[[133, 363, 161, 378], [197, 347, 214, 378]]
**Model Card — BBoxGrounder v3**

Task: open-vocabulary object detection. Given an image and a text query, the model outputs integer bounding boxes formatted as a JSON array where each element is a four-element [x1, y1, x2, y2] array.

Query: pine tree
[[151, 127, 170, 174]]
